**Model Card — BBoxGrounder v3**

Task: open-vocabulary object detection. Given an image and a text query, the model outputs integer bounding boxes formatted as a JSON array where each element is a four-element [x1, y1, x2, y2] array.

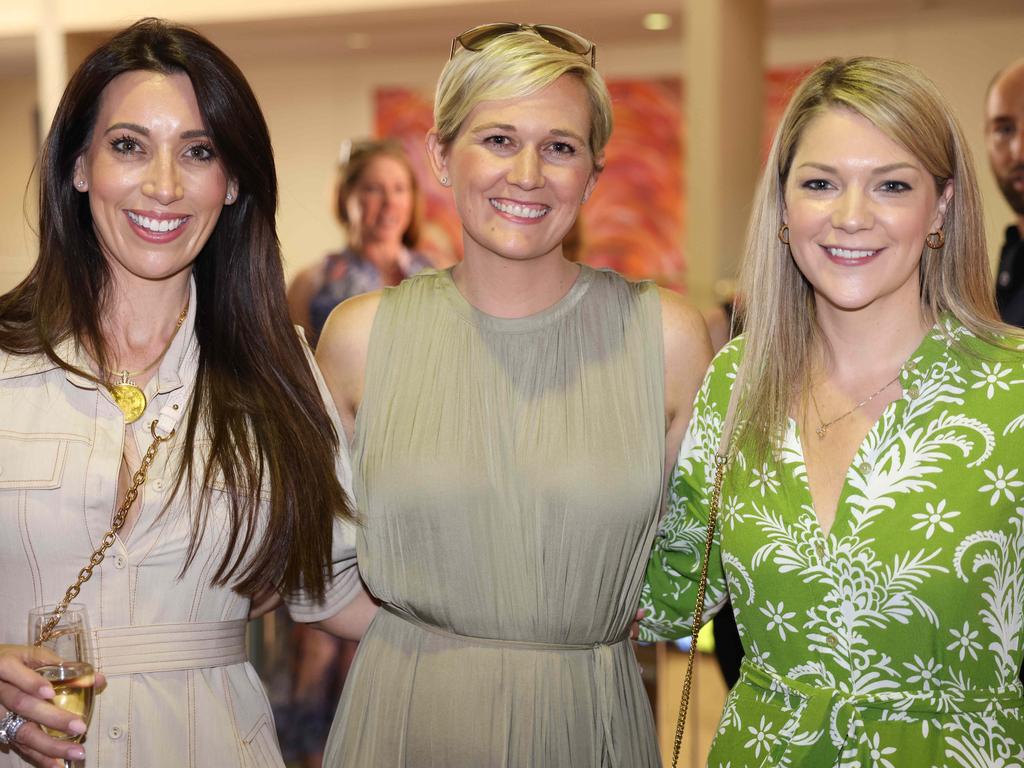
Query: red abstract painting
[[375, 66, 811, 289]]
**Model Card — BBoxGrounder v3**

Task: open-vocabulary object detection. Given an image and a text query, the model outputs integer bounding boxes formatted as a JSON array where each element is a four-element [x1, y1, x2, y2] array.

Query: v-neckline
[[786, 323, 943, 541]]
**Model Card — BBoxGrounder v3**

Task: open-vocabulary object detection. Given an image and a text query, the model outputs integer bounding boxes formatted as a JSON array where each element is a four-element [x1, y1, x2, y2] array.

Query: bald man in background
[[987, 59, 1024, 327]]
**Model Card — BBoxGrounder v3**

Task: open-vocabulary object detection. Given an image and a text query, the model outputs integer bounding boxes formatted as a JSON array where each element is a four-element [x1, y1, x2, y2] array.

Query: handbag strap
[[34, 419, 175, 644], [670, 452, 728, 768]]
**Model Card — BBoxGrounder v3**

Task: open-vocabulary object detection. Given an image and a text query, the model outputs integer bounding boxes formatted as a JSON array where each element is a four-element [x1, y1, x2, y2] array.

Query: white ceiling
[[0, 0, 1019, 76]]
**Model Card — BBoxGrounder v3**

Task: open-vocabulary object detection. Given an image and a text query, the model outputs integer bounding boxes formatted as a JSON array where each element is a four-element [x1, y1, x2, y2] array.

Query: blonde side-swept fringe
[[731, 56, 1021, 462], [433, 29, 613, 161]]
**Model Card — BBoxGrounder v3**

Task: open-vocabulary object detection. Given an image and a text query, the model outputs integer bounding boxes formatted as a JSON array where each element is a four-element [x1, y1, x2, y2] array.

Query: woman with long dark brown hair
[[0, 19, 373, 768]]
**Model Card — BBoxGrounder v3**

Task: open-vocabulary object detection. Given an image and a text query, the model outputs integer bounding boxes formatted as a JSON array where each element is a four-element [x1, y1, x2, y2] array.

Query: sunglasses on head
[[449, 23, 596, 67]]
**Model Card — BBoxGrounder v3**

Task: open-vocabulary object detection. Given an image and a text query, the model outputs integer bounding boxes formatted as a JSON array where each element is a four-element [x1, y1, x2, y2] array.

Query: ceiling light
[[643, 13, 672, 31]]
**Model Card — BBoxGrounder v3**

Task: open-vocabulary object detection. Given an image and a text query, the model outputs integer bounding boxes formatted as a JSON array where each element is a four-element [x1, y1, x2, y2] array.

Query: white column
[[35, 0, 66, 140], [684, 0, 765, 307]]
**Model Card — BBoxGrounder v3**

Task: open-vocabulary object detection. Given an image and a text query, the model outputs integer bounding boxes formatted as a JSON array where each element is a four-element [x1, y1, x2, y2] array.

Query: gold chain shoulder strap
[[35, 420, 176, 645], [671, 452, 729, 768]]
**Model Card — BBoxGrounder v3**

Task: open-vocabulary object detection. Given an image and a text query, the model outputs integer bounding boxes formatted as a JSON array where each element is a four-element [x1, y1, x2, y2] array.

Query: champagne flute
[[28, 604, 95, 768]]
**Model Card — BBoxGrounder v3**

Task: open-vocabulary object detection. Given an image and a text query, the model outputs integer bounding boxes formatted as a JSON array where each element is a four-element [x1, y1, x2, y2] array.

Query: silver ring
[[0, 711, 28, 745]]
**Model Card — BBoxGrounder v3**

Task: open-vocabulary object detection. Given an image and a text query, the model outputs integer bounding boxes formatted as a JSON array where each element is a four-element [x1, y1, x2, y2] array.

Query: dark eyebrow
[[103, 122, 210, 141]]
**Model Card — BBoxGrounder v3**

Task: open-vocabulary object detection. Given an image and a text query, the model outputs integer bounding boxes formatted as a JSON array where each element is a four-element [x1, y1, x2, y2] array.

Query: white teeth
[[828, 247, 875, 259], [127, 211, 185, 233], [490, 199, 549, 219]]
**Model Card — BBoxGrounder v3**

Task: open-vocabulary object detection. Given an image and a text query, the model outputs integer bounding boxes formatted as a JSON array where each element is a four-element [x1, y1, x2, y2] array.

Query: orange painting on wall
[[376, 65, 812, 291]]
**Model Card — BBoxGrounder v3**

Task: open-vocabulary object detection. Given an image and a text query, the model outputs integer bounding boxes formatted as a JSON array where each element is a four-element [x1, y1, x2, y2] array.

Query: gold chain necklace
[[810, 367, 904, 440], [35, 420, 174, 643], [107, 302, 188, 424]]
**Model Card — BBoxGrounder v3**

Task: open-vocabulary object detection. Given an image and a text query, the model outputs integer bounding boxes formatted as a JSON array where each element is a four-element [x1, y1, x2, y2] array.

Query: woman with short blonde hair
[[316, 23, 711, 766]]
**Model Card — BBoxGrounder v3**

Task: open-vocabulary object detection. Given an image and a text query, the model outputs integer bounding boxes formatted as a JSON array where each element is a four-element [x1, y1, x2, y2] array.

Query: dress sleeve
[[638, 343, 737, 641], [285, 328, 362, 622]]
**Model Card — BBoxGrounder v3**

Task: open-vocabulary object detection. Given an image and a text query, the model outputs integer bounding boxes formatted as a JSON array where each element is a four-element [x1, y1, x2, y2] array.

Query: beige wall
[[768, 10, 1024, 299], [1, 10, 1023, 298], [0, 74, 39, 292]]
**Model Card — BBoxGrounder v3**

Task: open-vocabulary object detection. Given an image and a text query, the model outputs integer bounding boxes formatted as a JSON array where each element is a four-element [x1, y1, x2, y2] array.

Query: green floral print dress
[[641, 319, 1024, 767]]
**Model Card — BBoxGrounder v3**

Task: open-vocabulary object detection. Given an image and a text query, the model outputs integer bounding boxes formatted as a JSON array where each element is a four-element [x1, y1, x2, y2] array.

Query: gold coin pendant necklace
[[810, 366, 905, 440], [108, 302, 188, 424]]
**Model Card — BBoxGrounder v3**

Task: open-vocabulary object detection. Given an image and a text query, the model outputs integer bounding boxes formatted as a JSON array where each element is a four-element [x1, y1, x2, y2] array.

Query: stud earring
[[225, 192, 233, 202], [75, 180, 85, 189], [440, 177, 448, 186]]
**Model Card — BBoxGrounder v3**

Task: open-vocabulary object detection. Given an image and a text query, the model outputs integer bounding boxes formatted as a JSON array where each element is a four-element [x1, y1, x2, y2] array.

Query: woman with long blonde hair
[[642, 57, 1024, 765]]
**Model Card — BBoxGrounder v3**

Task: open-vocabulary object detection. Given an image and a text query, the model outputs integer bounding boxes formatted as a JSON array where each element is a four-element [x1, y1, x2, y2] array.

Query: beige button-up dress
[[0, 283, 359, 767]]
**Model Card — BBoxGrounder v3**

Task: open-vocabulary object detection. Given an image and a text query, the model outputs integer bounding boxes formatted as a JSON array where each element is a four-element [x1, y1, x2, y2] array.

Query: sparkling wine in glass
[[28, 604, 96, 766]]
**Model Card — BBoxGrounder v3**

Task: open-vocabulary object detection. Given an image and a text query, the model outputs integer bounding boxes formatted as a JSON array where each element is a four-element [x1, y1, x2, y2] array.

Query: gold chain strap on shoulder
[[671, 452, 728, 768], [34, 420, 176, 645]]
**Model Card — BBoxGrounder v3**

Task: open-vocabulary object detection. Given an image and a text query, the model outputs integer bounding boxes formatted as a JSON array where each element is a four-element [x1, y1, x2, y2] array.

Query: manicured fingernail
[[68, 746, 86, 759], [38, 684, 55, 698], [68, 719, 87, 735]]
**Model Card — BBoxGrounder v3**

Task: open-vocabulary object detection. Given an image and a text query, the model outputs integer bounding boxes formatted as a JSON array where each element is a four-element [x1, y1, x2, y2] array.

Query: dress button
[[905, 385, 920, 400], [826, 634, 839, 648], [108, 725, 123, 740], [858, 461, 872, 474], [114, 555, 127, 570], [152, 479, 164, 492]]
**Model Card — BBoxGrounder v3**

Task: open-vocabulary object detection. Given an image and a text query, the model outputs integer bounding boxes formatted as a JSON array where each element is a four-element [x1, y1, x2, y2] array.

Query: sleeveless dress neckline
[[438, 264, 594, 333]]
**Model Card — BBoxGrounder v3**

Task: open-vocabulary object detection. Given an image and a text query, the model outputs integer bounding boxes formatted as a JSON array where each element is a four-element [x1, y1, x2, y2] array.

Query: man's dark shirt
[[996, 225, 1024, 327]]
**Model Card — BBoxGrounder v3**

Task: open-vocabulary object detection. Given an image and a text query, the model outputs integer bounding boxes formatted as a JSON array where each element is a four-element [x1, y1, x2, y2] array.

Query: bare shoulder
[[657, 287, 713, 470], [314, 290, 383, 436], [657, 287, 712, 370]]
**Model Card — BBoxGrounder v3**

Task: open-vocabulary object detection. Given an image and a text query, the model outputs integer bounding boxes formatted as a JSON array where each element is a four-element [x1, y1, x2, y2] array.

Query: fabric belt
[[739, 658, 1024, 766], [382, 604, 629, 767], [91, 619, 247, 676]]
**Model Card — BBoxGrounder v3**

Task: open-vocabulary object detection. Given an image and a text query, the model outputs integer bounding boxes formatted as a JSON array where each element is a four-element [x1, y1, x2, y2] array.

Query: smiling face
[[783, 107, 950, 317], [347, 155, 414, 248], [73, 70, 237, 285], [427, 74, 600, 264]]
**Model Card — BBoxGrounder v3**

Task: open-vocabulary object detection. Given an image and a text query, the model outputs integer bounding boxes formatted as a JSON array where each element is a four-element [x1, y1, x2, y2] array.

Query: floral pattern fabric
[[641, 319, 1024, 767]]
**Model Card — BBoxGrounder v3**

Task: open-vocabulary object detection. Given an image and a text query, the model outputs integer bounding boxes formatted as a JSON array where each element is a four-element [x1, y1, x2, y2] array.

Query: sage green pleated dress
[[323, 266, 664, 767]]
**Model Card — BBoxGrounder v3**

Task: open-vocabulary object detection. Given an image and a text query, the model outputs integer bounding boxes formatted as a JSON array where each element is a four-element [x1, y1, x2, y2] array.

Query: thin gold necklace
[[107, 302, 188, 424], [809, 367, 904, 440]]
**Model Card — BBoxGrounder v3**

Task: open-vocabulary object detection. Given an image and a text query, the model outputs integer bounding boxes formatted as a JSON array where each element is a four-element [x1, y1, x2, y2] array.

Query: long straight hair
[[0, 18, 351, 599], [733, 57, 1014, 460]]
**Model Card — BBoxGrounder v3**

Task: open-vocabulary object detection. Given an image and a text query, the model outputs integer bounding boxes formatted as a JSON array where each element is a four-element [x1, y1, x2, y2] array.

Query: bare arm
[[659, 287, 714, 477], [314, 290, 382, 443], [286, 264, 323, 345]]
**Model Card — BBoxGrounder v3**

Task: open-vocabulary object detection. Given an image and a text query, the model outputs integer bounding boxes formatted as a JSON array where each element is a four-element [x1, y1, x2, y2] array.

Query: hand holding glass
[[28, 604, 95, 764]]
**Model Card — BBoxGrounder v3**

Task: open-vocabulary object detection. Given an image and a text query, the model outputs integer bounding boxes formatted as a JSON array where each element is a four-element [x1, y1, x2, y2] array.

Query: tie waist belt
[[381, 604, 630, 767], [91, 619, 247, 676], [739, 658, 1023, 766]]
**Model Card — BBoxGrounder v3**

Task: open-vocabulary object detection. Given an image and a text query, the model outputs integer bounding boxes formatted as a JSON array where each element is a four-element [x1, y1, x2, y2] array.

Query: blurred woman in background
[[287, 139, 431, 346]]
